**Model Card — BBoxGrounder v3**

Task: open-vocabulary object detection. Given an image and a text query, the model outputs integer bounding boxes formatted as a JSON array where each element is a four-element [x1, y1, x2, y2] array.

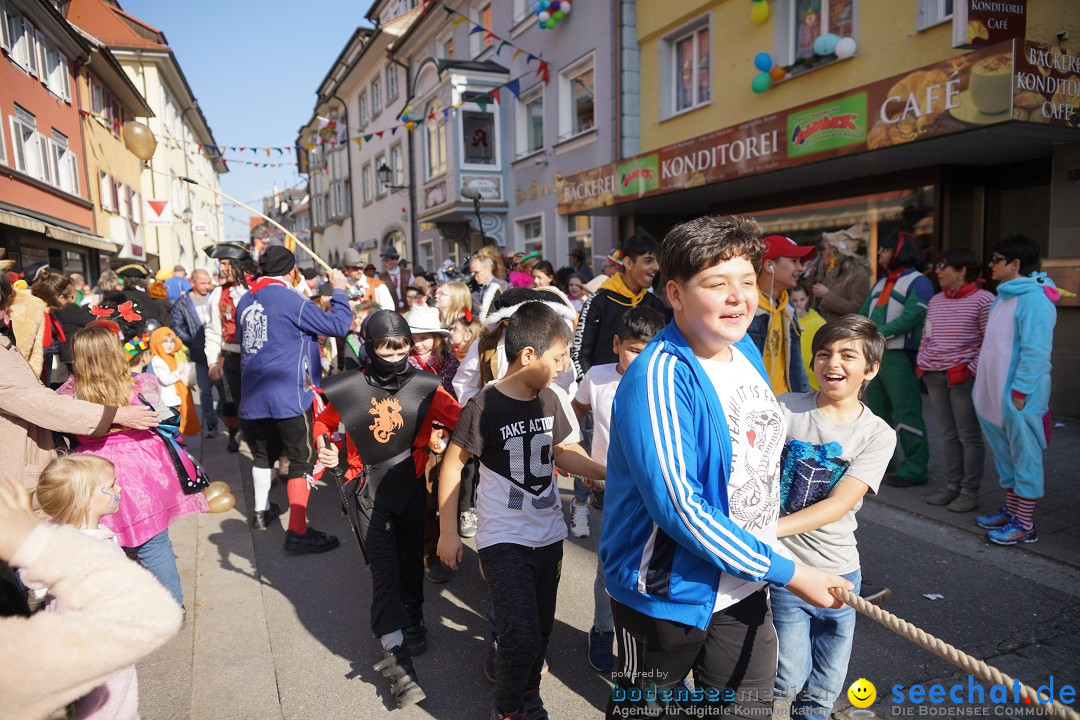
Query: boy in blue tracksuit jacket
[[600, 216, 851, 718], [237, 246, 352, 553]]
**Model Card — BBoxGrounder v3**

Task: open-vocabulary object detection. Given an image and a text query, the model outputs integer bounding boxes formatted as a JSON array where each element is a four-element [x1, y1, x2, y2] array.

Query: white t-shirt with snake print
[[697, 346, 787, 613]]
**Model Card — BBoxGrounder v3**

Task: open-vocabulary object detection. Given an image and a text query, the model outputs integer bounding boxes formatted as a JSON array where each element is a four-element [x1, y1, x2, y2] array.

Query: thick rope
[[831, 588, 1079, 720]]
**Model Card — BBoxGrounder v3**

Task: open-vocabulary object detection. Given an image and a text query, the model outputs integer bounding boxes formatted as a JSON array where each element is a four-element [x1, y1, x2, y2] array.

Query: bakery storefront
[[558, 39, 1080, 414]]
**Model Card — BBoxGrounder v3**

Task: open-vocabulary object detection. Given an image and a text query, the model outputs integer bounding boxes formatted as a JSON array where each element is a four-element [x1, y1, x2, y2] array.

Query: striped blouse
[[916, 287, 994, 373]]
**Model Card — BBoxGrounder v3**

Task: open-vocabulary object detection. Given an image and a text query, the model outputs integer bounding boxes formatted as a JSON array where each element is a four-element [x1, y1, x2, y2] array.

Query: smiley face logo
[[848, 678, 877, 708]]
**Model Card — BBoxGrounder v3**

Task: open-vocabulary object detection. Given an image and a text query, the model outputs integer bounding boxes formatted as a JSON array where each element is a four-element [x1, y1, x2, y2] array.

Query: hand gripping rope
[[830, 588, 1080, 720]]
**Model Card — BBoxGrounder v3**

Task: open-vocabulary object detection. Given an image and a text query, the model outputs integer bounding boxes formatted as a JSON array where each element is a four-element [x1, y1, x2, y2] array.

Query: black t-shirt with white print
[[453, 384, 576, 550]]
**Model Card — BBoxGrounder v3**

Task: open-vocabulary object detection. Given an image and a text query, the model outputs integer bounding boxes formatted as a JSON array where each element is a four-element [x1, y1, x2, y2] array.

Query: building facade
[[68, 0, 226, 273], [560, 0, 1080, 414], [0, 0, 112, 279]]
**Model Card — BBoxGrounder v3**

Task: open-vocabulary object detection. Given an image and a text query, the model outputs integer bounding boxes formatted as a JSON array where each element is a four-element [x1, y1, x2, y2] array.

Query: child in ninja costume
[[313, 310, 460, 708]]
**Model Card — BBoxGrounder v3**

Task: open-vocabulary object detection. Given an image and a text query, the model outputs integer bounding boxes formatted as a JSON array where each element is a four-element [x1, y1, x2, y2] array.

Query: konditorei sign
[[953, 0, 1028, 49], [557, 40, 1079, 215]]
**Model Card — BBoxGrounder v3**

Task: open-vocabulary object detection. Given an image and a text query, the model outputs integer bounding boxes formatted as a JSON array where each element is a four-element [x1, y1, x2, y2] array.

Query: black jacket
[[571, 286, 668, 379], [55, 302, 93, 365]]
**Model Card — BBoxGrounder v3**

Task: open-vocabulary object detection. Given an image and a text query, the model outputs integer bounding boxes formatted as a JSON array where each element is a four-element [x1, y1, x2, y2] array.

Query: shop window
[[916, 0, 953, 31], [516, 87, 544, 158], [461, 108, 498, 167], [663, 18, 711, 117], [566, 214, 592, 265], [371, 77, 382, 117], [362, 162, 372, 204], [775, 0, 858, 73], [375, 153, 387, 196], [518, 216, 543, 255], [559, 55, 595, 141], [425, 101, 447, 179]]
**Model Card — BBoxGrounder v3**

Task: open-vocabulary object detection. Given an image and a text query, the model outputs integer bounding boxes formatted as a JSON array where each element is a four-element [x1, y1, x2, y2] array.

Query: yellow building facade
[[76, 38, 153, 262], [636, 0, 1073, 153]]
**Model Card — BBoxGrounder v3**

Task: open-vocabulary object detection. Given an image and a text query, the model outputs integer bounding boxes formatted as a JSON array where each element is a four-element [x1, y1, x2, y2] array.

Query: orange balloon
[[203, 481, 231, 501], [770, 66, 787, 82], [207, 492, 236, 514]]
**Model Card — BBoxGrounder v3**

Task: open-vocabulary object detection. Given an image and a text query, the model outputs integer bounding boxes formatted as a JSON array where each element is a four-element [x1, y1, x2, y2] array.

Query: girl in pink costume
[[56, 322, 207, 607]]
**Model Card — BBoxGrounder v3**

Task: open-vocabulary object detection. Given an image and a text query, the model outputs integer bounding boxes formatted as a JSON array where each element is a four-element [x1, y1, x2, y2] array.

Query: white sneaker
[[458, 509, 477, 538], [570, 499, 590, 538]]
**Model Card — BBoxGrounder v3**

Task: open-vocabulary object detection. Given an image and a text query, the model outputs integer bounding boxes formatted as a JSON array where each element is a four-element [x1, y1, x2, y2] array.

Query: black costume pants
[[222, 351, 242, 418], [356, 479, 426, 638]]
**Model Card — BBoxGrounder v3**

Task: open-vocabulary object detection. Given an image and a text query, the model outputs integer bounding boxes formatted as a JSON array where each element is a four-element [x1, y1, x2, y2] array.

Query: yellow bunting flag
[[352, 137, 363, 148], [452, 16, 468, 28]]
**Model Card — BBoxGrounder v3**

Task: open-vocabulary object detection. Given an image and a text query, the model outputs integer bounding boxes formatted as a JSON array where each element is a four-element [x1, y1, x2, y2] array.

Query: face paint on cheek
[[101, 485, 121, 507]]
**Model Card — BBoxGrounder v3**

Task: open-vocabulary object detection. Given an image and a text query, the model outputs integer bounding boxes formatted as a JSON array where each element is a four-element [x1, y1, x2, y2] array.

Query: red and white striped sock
[[1012, 496, 1036, 530], [1005, 489, 1018, 518]]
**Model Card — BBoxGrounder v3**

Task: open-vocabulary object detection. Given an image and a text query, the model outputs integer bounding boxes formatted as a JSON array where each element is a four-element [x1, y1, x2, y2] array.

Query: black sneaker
[[403, 621, 428, 657], [522, 688, 549, 720], [283, 527, 340, 554], [374, 645, 426, 709], [226, 431, 239, 453], [424, 561, 450, 584], [860, 581, 891, 605], [251, 502, 282, 530]]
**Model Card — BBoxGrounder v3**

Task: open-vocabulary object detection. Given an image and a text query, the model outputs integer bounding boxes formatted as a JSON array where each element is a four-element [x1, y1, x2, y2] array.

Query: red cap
[[763, 235, 817, 262]]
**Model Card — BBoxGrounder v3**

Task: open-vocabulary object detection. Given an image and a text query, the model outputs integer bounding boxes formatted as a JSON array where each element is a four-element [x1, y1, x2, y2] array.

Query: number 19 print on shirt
[[452, 385, 575, 550]]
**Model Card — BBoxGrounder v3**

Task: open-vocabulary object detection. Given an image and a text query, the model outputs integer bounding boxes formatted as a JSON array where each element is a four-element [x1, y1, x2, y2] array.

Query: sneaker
[[976, 506, 1013, 529], [859, 581, 891, 605], [986, 519, 1037, 545], [459, 509, 478, 538], [424, 561, 450, 585], [490, 709, 524, 720], [403, 622, 428, 657], [251, 502, 282, 530], [884, 473, 927, 488], [283, 527, 340, 554], [946, 494, 979, 513], [226, 432, 240, 453], [925, 489, 960, 506], [204, 426, 218, 439], [374, 645, 426, 708], [570, 499, 590, 538], [523, 688, 549, 720], [587, 628, 615, 672], [484, 638, 498, 684]]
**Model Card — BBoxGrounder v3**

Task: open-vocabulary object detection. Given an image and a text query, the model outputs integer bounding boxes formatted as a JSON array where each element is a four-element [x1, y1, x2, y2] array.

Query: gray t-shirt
[[777, 391, 896, 574]]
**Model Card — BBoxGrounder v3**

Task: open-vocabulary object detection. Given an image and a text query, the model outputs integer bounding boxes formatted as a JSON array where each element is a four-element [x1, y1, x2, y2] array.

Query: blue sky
[[122, 0, 373, 244]]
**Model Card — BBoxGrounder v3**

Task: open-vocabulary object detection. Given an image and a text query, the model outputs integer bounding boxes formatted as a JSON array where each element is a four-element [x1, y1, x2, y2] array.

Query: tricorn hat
[[115, 263, 151, 279], [379, 245, 401, 259], [203, 242, 252, 261]]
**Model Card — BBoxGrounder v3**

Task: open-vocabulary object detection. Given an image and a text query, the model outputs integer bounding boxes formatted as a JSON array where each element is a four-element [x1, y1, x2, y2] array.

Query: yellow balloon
[[203, 481, 231, 501], [121, 121, 157, 162], [207, 492, 236, 514], [750, 0, 770, 23]]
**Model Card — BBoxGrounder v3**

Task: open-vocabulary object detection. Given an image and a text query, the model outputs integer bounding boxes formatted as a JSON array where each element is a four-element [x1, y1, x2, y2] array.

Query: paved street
[[137, 402, 1080, 719]]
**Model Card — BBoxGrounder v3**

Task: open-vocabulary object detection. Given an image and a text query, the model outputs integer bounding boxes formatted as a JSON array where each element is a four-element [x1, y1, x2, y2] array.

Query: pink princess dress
[[56, 373, 208, 548]]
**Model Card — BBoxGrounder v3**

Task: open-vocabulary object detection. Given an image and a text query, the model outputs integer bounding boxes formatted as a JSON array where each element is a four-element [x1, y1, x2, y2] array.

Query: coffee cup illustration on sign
[[969, 53, 1013, 116]]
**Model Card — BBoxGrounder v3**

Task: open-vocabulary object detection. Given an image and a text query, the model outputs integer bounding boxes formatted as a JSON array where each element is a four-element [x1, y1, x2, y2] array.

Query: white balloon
[[561, 1, 572, 13], [538, 10, 551, 21], [834, 37, 857, 59]]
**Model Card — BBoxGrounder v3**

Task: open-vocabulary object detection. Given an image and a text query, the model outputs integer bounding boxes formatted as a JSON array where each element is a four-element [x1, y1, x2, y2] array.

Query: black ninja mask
[[363, 310, 415, 390]]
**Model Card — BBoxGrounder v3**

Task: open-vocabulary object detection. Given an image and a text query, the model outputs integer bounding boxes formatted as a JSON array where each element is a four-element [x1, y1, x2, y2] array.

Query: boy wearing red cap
[[748, 235, 816, 395]]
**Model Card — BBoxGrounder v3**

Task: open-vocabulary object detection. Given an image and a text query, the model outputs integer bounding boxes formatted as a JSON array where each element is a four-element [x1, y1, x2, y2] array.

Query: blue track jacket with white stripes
[[599, 321, 797, 630]]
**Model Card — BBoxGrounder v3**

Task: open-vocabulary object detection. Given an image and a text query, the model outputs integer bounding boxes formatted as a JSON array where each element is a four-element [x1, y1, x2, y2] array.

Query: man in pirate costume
[[115, 263, 171, 328], [236, 246, 351, 546], [204, 243, 256, 453], [314, 310, 460, 709]]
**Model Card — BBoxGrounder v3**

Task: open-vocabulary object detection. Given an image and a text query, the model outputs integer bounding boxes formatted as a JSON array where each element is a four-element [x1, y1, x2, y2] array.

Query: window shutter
[[0, 0, 10, 52]]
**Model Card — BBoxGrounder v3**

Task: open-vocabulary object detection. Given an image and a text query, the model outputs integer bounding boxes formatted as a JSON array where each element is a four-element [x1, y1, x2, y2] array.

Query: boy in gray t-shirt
[[772, 316, 896, 719]]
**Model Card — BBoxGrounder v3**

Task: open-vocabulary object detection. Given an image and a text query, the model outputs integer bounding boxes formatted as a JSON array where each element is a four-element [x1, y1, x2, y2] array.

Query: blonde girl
[[56, 325, 207, 607], [434, 281, 473, 329], [449, 311, 481, 362]]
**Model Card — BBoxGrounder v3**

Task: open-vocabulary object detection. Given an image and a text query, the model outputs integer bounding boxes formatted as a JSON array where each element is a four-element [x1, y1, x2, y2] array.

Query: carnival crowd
[[0, 216, 1061, 720]]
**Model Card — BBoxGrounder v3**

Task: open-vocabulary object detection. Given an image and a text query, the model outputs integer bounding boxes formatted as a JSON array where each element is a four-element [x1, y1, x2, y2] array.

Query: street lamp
[[460, 185, 489, 246], [377, 162, 409, 190]]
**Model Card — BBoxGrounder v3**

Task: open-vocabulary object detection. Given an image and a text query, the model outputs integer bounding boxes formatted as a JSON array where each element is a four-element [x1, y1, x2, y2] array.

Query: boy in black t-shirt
[[438, 302, 606, 720]]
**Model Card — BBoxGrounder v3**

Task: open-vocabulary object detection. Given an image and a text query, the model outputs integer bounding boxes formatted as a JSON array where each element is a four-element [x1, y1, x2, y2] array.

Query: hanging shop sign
[[144, 199, 172, 227], [557, 39, 1078, 215], [953, 0, 1027, 49]]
